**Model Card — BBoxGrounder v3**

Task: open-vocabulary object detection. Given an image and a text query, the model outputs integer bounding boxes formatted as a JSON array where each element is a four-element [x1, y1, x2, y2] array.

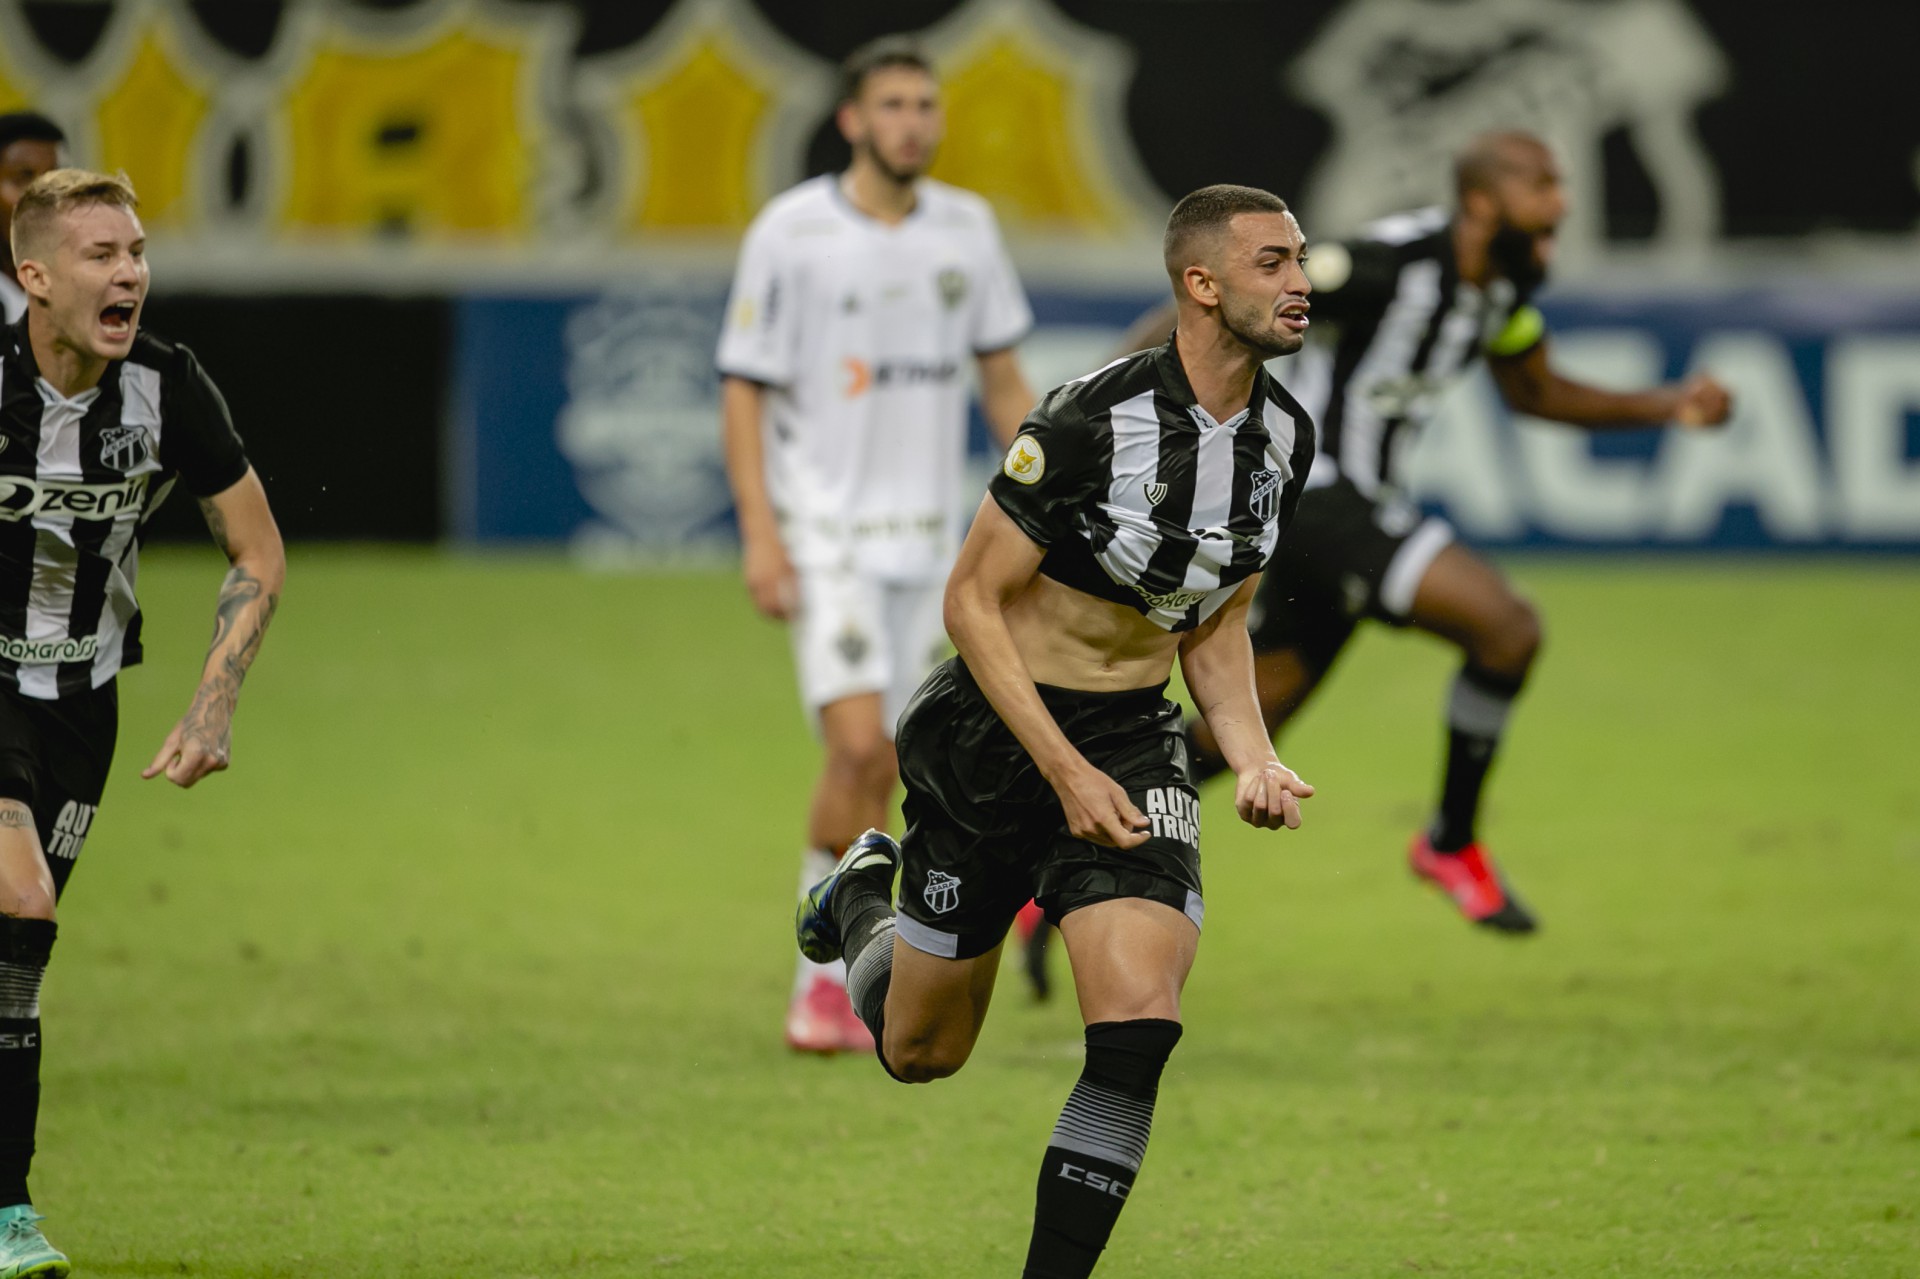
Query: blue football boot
[[796, 829, 900, 964]]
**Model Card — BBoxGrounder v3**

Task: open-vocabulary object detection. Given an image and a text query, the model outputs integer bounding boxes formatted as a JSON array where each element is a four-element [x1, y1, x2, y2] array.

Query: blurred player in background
[[0, 113, 67, 325], [796, 184, 1315, 1278], [717, 37, 1036, 1054], [1121, 131, 1732, 934], [0, 170, 284, 1276]]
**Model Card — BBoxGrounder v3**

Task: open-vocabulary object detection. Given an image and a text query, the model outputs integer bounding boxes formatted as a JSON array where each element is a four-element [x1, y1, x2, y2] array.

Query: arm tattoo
[[0, 805, 32, 829], [181, 563, 280, 754], [198, 496, 234, 558]]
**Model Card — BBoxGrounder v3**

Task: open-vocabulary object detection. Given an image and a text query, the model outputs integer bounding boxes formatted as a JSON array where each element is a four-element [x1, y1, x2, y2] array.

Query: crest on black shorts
[[1248, 469, 1280, 522], [923, 870, 962, 915], [98, 426, 151, 472]]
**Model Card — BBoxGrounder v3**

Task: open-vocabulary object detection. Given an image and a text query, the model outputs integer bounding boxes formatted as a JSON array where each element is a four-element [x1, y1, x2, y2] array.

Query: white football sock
[[794, 848, 848, 994]]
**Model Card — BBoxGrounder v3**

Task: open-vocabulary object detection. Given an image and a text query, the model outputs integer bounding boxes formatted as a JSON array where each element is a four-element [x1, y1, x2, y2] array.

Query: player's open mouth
[[1278, 303, 1310, 332], [99, 302, 136, 336]]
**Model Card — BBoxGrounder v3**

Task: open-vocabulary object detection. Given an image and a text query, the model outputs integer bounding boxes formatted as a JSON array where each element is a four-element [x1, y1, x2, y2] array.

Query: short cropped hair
[[1163, 184, 1291, 279], [839, 36, 933, 105], [10, 168, 139, 263], [0, 111, 65, 157], [1454, 130, 1550, 198]]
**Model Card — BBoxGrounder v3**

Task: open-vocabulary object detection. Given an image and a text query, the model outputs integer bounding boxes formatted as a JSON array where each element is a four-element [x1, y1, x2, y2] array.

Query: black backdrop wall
[[135, 296, 449, 543]]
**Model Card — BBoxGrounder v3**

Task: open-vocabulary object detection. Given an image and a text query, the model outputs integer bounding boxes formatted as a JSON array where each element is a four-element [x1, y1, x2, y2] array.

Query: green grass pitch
[[33, 547, 1920, 1277]]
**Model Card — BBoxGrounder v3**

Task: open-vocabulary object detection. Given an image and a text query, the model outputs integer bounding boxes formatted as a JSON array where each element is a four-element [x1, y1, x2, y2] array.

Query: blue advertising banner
[[451, 285, 1920, 552]]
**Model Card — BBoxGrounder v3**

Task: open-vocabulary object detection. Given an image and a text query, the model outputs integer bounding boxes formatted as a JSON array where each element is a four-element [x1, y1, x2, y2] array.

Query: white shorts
[[790, 568, 949, 736]]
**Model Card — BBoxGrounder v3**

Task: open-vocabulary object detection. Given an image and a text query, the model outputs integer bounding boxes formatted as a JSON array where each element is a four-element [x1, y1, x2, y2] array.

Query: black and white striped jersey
[[0, 318, 249, 699], [1282, 206, 1547, 497], [989, 336, 1314, 633]]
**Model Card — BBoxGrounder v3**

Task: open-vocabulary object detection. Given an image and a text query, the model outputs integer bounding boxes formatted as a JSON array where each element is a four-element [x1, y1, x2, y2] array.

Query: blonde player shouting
[[0, 170, 283, 1277], [717, 37, 1036, 1052]]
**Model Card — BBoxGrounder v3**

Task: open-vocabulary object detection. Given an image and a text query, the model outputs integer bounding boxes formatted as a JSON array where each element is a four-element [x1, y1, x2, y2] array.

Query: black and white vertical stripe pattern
[[1299, 206, 1518, 497], [1080, 381, 1304, 631], [1049, 1078, 1156, 1171], [0, 351, 168, 699], [993, 341, 1315, 632]]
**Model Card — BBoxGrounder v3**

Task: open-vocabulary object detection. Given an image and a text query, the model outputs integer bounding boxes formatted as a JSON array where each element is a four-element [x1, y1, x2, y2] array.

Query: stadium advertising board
[[454, 285, 1920, 554]]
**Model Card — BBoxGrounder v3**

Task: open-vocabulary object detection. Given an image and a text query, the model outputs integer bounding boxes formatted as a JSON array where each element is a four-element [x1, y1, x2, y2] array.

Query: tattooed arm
[[142, 468, 285, 789]]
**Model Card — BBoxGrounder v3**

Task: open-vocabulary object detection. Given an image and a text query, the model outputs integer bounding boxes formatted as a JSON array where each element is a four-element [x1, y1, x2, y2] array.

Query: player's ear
[[15, 256, 51, 301], [835, 99, 863, 146], [1182, 264, 1218, 309]]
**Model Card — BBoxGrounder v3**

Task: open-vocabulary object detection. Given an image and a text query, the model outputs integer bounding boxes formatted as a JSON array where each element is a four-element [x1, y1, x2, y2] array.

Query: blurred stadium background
[[4, 0, 1916, 1274]]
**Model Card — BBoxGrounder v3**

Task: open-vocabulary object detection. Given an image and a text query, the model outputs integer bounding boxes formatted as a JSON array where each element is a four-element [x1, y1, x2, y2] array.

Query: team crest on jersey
[[1003, 435, 1045, 485], [98, 425, 151, 472], [1248, 469, 1281, 521], [936, 268, 968, 310], [924, 870, 962, 915], [1143, 482, 1169, 506]]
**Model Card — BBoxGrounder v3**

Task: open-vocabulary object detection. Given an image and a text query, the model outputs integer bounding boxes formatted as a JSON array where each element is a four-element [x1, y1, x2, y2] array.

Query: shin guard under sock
[[834, 882, 901, 1079], [1024, 1018, 1183, 1279], [1430, 664, 1525, 852], [0, 917, 55, 1207]]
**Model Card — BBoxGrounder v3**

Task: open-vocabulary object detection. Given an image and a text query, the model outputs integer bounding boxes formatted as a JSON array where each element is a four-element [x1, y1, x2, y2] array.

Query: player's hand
[[1050, 761, 1151, 850], [1673, 373, 1732, 428], [742, 534, 798, 620], [141, 713, 230, 788], [1234, 759, 1313, 830]]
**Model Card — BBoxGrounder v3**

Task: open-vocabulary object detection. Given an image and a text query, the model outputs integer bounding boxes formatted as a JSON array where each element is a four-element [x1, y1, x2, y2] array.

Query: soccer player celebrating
[[796, 185, 1316, 1277], [0, 114, 67, 325], [1124, 131, 1732, 934], [717, 38, 1036, 1053], [0, 170, 284, 1276]]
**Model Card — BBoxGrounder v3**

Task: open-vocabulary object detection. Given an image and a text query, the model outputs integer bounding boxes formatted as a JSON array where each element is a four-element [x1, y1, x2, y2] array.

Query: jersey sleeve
[[969, 204, 1033, 354], [714, 216, 800, 387], [158, 343, 250, 498], [986, 397, 1105, 548], [1301, 239, 1402, 325]]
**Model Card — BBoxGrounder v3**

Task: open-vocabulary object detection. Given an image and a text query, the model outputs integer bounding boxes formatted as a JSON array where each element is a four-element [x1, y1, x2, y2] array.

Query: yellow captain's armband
[[1487, 304, 1546, 357]]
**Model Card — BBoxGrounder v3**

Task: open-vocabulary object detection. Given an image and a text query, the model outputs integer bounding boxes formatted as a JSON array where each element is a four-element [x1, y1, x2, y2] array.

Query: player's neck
[[1173, 322, 1262, 423], [27, 315, 108, 399], [840, 162, 918, 225], [1454, 218, 1495, 286]]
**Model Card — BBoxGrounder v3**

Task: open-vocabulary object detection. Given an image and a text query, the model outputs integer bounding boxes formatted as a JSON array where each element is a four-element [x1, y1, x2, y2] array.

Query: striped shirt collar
[[1152, 330, 1275, 432]]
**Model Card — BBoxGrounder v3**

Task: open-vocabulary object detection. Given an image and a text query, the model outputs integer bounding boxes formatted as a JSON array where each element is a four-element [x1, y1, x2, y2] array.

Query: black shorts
[[892, 657, 1204, 961], [1247, 477, 1457, 669], [0, 682, 118, 899]]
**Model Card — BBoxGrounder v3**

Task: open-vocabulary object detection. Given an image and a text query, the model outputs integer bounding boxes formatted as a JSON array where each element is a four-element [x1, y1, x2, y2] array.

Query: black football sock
[[0, 917, 55, 1207], [1024, 1019, 1183, 1279], [842, 911, 894, 1035], [832, 873, 901, 1075], [1179, 720, 1232, 786], [1429, 664, 1526, 852]]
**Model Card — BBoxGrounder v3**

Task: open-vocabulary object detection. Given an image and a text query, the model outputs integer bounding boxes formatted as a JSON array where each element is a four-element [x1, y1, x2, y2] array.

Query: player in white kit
[[717, 38, 1038, 1053]]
